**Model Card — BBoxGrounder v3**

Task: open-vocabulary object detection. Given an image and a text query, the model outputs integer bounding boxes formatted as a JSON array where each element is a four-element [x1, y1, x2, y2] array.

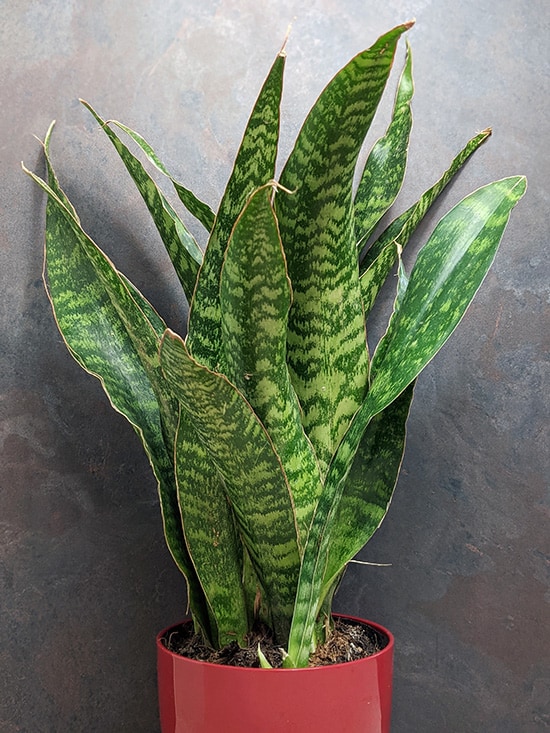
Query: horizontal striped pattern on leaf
[[159, 330, 301, 643], [276, 23, 412, 474], [25, 134, 213, 640], [175, 408, 248, 648], [220, 185, 323, 542], [359, 129, 492, 316], [187, 52, 285, 369]]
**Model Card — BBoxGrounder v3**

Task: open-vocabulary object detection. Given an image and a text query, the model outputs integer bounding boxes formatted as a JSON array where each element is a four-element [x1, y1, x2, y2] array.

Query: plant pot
[[156, 614, 393, 733]]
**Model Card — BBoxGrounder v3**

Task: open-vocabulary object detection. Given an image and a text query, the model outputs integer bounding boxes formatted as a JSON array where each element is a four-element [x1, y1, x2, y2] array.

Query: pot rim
[[156, 613, 394, 672]]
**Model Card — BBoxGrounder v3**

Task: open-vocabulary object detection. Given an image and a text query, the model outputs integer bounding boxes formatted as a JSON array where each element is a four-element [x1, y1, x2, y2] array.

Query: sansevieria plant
[[24, 23, 525, 668]]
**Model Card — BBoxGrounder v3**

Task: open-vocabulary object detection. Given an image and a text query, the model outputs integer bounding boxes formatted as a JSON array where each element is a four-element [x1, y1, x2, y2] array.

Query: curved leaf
[[23, 135, 213, 639], [103, 116, 216, 232], [369, 175, 527, 400], [359, 129, 492, 316], [288, 174, 526, 667], [321, 382, 415, 598]]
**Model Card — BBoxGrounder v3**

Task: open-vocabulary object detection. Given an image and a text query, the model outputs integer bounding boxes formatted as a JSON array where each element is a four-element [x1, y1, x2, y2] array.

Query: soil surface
[[161, 616, 388, 668]]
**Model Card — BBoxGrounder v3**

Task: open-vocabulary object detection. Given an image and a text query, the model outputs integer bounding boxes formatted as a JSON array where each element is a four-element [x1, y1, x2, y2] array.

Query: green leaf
[[369, 175, 527, 404], [276, 23, 412, 473], [321, 382, 415, 598], [219, 184, 323, 542], [175, 408, 249, 648], [354, 41, 414, 246], [159, 330, 301, 644], [103, 116, 216, 232], [81, 101, 203, 303], [359, 129, 492, 315], [187, 51, 286, 368], [287, 174, 526, 667], [24, 135, 214, 641]]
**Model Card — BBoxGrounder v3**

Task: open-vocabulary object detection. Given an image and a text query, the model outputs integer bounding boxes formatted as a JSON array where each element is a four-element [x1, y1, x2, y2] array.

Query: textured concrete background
[[1, 1, 548, 731]]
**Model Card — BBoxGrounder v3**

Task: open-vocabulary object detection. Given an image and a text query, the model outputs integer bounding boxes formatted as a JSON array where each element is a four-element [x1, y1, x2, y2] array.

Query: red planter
[[157, 614, 393, 733]]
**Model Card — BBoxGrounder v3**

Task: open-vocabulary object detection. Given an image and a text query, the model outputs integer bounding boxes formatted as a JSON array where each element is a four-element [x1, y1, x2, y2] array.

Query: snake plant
[[24, 22, 525, 668]]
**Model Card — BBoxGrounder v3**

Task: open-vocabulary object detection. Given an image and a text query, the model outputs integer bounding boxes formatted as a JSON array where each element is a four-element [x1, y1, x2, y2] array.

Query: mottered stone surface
[[2, 1, 548, 730]]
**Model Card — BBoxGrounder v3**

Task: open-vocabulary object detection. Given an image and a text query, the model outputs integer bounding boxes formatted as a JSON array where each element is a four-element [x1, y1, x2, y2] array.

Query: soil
[[161, 616, 388, 669]]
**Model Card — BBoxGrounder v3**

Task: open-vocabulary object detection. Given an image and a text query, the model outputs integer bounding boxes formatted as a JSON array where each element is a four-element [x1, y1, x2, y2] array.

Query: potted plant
[[24, 21, 525, 733]]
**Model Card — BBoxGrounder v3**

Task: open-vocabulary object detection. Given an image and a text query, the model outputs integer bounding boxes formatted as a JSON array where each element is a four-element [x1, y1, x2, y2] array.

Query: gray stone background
[[1, 1, 548, 731]]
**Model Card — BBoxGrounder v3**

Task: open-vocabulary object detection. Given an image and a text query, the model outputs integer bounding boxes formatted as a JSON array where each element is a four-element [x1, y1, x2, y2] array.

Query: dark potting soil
[[161, 616, 388, 669]]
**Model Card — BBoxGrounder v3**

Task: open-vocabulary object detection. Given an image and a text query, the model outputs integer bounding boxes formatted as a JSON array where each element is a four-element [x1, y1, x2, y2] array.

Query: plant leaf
[[288, 174, 526, 667], [103, 116, 216, 232], [81, 101, 203, 303], [24, 134, 214, 640], [276, 23, 412, 474], [354, 40, 414, 246], [219, 184, 323, 542], [320, 382, 415, 599], [187, 51, 286, 368], [174, 407, 249, 647], [159, 329, 301, 644], [369, 175, 527, 402], [359, 128, 492, 315]]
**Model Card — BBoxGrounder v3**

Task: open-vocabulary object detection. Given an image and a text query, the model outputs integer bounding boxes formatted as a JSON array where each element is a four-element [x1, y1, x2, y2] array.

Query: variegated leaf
[[175, 408, 249, 648], [82, 101, 202, 303], [159, 330, 301, 644], [187, 52, 285, 368], [287, 175, 526, 667], [320, 382, 415, 600], [276, 23, 412, 474], [219, 184, 323, 542], [24, 133, 214, 641], [355, 41, 414, 246], [359, 129, 492, 315], [104, 116, 216, 232]]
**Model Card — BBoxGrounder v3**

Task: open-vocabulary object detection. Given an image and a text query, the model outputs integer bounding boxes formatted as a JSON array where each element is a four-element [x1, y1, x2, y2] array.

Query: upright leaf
[[359, 129, 492, 315], [369, 175, 527, 401], [175, 408, 249, 648], [288, 175, 526, 667], [354, 41, 414, 246], [219, 185, 323, 542], [82, 101, 202, 303], [160, 330, 301, 643], [276, 23, 412, 473], [320, 383, 414, 599], [187, 51, 286, 368]]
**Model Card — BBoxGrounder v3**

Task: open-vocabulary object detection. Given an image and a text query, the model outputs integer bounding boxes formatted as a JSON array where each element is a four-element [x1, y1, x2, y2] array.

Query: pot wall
[[157, 615, 393, 733]]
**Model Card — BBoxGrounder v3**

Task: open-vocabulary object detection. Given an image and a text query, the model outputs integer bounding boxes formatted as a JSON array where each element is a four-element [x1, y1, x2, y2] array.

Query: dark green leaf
[[160, 330, 301, 643], [81, 101, 202, 303], [187, 52, 286, 368], [354, 41, 414, 246], [276, 23, 412, 474], [359, 129, 492, 316], [104, 116, 216, 232]]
